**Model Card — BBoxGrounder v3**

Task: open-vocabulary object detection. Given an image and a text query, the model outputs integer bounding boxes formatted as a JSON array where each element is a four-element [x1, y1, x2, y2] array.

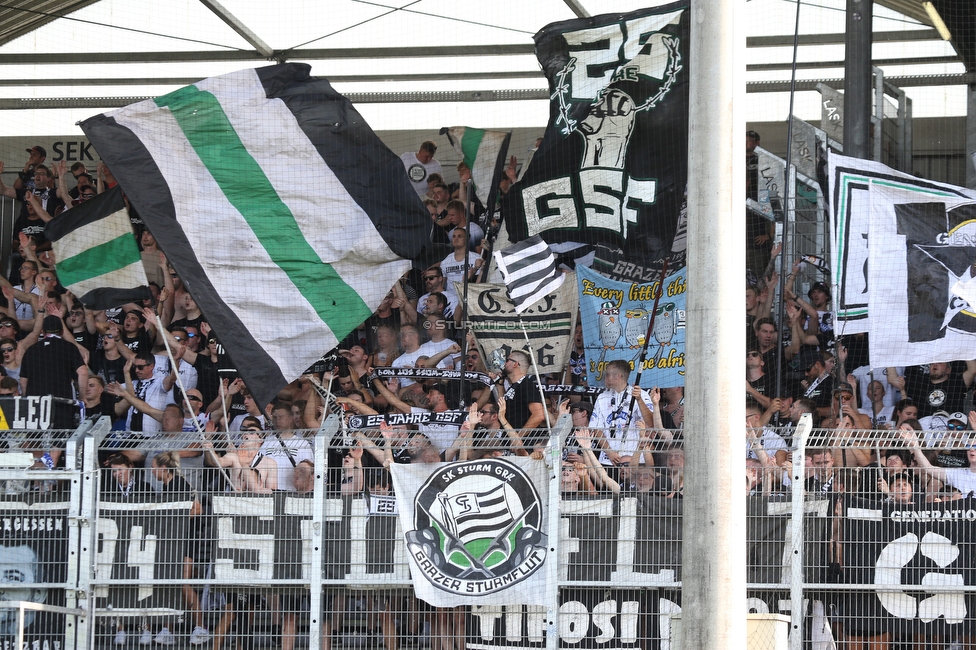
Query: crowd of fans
[[1, 135, 974, 648]]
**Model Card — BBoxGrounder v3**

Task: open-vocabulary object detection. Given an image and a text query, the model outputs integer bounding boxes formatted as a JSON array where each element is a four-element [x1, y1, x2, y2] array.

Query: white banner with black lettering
[[459, 274, 577, 375], [390, 457, 550, 606]]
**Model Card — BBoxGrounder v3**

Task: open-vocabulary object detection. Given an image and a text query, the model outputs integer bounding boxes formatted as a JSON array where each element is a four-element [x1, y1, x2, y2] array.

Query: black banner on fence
[[0, 495, 68, 647], [90, 493, 824, 590], [85, 486, 842, 649], [843, 496, 976, 638], [0, 395, 80, 431]]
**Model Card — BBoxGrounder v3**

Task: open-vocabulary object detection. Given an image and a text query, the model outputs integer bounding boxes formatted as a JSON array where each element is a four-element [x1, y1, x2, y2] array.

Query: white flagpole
[[516, 315, 552, 431], [156, 316, 237, 491]]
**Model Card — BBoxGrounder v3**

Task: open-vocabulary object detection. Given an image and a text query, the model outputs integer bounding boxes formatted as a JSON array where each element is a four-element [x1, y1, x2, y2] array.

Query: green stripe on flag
[[57, 234, 142, 287], [155, 85, 370, 336], [459, 128, 485, 174]]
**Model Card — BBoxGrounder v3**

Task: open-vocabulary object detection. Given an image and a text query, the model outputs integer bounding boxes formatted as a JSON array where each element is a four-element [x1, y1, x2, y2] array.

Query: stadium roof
[[0, 0, 971, 133]]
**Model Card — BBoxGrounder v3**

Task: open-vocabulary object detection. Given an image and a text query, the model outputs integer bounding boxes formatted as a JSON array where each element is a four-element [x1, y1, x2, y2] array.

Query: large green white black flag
[[390, 458, 549, 606], [79, 63, 433, 407], [501, 5, 689, 274]]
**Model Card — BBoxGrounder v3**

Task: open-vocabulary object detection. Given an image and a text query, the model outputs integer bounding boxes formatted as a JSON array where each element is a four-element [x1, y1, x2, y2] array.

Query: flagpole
[[623, 259, 669, 428], [516, 317, 553, 432], [479, 193, 506, 284], [461, 178, 475, 408], [155, 315, 237, 491]]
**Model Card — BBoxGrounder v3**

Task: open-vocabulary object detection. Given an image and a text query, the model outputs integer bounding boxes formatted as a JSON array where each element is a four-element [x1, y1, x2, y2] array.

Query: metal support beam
[[749, 54, 959, 71], [747, 28, 937, 47], [0, 89, 549, 110], [843, 0, 874, 159], [0, 44, 535, 65], [683, 0, 746, 644], [561, 0, 590, 18], [198, 0, 274, 58], [748, 72, 975, 92], [0, 70, 544, 87]]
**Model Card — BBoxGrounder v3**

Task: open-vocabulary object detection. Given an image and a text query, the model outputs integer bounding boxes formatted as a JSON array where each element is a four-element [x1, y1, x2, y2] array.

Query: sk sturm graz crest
[[503, 4, 690, 271], [404, 459, 547, 596]]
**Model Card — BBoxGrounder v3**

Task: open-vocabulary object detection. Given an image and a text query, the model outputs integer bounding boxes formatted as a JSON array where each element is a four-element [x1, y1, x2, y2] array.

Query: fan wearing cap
[[801, 281, 834, 347], [792, 348, 834, 418], [829, 381, 872, 429], [918, 410, 970, 448], [13, 146, 46, 190]]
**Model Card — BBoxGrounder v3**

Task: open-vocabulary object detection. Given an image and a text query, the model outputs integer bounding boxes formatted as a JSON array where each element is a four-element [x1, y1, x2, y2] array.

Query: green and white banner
[[45, 186, 151, 309]]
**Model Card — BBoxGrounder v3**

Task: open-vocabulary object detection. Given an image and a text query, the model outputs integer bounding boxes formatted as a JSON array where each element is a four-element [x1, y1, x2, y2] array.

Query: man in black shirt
[[20, 314, 87, 434], [20, 315, 87, 399], [793, 348, 833, 419], [119, 310, 154, 354], [894, 361, 976, 418], [500, 350, 545, 438]]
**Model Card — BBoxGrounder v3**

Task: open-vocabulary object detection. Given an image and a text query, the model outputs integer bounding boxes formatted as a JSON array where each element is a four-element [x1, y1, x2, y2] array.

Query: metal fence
[[5, 413, 976, 649]]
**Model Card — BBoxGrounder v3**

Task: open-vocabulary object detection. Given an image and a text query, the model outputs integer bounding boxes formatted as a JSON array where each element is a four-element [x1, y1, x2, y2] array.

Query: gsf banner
[[502, 4, 689, 273], [0, 497, 68, 649], [577, 264, 686, 387]]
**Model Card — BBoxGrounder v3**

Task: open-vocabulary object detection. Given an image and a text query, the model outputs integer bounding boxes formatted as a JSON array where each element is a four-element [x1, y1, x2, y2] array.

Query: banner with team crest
[[501, 5, 689, 274], [577, 264, 686, 388], [864, 181, 976, 367], [389, 458, 549, 607], [827, 153, 976, 337]]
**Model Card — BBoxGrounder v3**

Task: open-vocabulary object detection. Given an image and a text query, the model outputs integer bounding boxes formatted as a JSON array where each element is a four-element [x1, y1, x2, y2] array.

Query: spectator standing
[[589, 360, 654, 467], [889, 361, 976, 418], [117, 352, 171, 436], [746, 348, 771, 410], [412, 268, 458, 322], [439, 227, 483, 288], [444, 199, 485, 252], [259, 404, 313, 492], [401, 141, 441, 196], [859, 380, 894, 428], [20, 312, 87, 432], [498, 350, 546, 437]]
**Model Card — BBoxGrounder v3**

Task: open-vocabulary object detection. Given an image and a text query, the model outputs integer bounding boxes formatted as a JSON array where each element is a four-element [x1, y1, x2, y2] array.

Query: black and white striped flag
[[493, 235, 565, 314]]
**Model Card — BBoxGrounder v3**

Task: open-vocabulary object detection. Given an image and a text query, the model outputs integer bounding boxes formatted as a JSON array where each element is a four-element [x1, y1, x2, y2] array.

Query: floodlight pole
[[682, 1, 746, 649], [844, 0, 873, 159]]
